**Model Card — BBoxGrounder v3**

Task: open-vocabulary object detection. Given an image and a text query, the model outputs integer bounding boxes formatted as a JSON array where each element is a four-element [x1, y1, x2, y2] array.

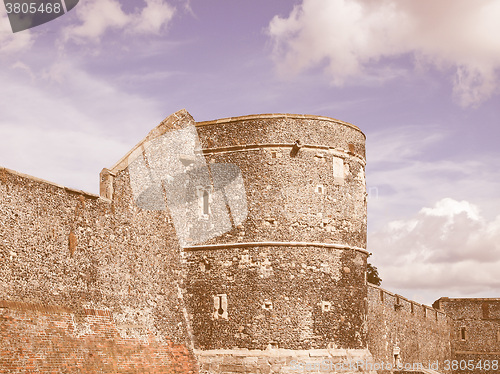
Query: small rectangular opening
[[263, 301, 273, 310], [268, 342, 278, 349], [271, 151, 277, 159], [197, 186, 212, 218], [213, 294, 228, 319], [460, 327, 467, 341], [321, 301, 332, 312], [380, 290, 384, 302], [203, 190, 210, 215]]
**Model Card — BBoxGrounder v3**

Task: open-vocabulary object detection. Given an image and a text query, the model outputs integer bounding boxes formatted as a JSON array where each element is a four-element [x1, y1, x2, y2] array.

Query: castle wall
[[179, 115, 368, 352], [0, 167, 197, 373], [435, 298, 500, 374], [165, 114, 375, 373], [6, 109, 484, 374], [184, 243, 367, 351], [195, 114, 367, 248], [366, 284, 452, 373]]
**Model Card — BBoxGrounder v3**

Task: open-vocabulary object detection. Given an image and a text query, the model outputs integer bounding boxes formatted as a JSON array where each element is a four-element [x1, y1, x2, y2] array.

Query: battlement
[[368, 283, 449, 321], [0, 166, 102, 201]]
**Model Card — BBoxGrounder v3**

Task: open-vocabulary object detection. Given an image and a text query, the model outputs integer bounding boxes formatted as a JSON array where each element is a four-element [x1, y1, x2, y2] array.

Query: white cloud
[[63, 0, 129, 43], [63, 0, 175, 43], [11, 61, 35, 80], [366, 125, 500, 232], [0, 14, 33, 54], [268, 0, 500, 107], [370, 198, 500, 297], [131, 0, 175, 35]]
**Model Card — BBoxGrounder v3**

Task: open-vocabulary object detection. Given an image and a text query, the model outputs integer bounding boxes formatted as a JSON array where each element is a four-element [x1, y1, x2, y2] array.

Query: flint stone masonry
[[180, 113, 369, 357], [366, 284, 452, 374], [184, 244, 367, 350], [2, 109, 499, 374], [435, 298, 500, 374], [0, 161, 196, 372], [195, 114, 367, 248]]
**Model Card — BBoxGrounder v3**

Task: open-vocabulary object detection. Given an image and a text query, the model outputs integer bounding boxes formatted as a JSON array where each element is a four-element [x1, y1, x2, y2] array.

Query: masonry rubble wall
[[181, 114, 369, 350], [0, 165, 197, 373], [435, 298, 500, 374], [6, 109, 487, 374], [366, 284, 452, 374]]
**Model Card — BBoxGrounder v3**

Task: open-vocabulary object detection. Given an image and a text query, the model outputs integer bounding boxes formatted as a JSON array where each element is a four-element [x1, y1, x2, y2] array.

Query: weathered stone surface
[[435, 298, 500, 374], [1, 109, 498, 374], [195, 348, 377, 374], [0, 110, 198, 373], [367, 284, 452, 374]]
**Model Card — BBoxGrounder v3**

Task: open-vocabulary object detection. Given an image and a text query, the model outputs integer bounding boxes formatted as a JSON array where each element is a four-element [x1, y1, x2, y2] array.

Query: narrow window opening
[[203, 190, 209, 215], [380, 290, 384, 302], [213, 294, 228, 319], [497, 328, 500, 342], [321, 301, 332, 312], [197, 186, 212, 218], [316, 185, 324, 194], [460, 327, 467, 341], [263, 301, 273, 310], [217, 296, 224, 315], [271, 151, 277, 159]]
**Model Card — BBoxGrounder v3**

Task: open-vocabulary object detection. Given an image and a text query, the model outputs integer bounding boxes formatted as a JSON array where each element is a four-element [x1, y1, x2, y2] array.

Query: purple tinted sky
[[1, 0, 500, 305]]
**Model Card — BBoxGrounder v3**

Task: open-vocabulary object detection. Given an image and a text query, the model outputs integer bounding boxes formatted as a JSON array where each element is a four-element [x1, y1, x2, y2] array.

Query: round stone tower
[[183, 113, 368, 352]]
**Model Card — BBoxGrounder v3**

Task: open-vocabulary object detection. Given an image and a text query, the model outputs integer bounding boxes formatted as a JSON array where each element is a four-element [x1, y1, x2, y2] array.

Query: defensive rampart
[[367, 284, 452, 374], [0, 164, 197, 373], [434, 298, 500, 374]]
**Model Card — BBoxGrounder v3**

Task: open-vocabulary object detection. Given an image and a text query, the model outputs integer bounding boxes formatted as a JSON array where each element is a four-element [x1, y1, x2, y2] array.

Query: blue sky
[[1, 0, 500, 305]]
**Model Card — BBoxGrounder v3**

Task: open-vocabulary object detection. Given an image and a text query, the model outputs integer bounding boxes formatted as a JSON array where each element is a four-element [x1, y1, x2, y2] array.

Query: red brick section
[[0, 301, 198, 374]]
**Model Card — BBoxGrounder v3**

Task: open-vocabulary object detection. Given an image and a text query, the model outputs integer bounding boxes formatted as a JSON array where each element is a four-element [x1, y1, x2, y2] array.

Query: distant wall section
[[367, 284, 452, 373], [435, 298, 500, 374]]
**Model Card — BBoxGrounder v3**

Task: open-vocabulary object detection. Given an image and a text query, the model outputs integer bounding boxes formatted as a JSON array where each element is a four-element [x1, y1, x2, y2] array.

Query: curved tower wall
[[184, 114, 368, 351]]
